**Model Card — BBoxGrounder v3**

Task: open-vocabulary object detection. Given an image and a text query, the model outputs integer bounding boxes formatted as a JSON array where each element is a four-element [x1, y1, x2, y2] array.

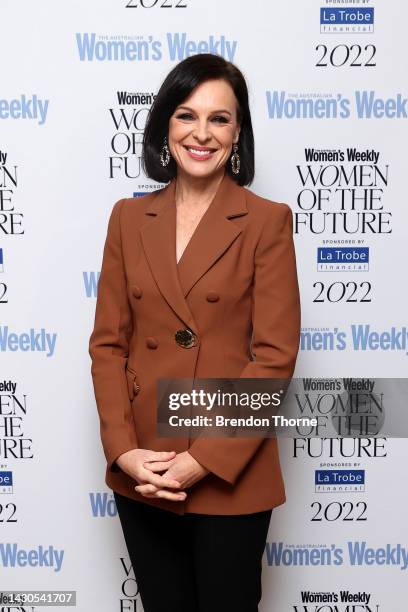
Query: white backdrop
[[1, 1, 407, 610]]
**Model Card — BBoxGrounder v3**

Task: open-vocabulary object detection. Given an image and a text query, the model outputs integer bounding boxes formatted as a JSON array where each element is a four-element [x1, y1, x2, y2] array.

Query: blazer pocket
[[125, 365, 141, 402]]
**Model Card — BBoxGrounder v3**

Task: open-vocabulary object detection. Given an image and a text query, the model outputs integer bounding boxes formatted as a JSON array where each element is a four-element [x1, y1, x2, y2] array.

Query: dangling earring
[[231, 143, 240, 175], [160, 136, 171, 167]]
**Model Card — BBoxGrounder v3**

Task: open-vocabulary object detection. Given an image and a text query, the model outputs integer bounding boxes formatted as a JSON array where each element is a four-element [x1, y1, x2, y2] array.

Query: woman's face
[[167, 78, 241, 180]]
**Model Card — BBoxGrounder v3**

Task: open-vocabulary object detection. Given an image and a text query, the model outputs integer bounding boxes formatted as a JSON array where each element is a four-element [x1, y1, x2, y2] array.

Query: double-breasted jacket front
[[88, 171, 301, 515]]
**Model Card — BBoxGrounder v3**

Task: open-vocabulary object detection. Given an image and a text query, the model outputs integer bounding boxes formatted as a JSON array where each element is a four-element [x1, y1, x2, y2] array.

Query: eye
[[176, 112, 193, 120], [175, 113, 230, 123], [211, 116, 229, 123]]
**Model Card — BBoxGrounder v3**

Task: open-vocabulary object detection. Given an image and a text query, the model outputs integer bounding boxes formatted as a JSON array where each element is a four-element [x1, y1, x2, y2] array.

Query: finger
[[141, 469, 181, 489], [145, 450, 177, 461], [135, 483, 157, 495], [154, 489, 187, 501], [135, 483, 187, 501], [143, 460, 175, 472]]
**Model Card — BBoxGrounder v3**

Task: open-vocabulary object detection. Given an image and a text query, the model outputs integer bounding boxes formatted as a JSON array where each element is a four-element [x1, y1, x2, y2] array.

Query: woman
[[89, 53, 300, 612]]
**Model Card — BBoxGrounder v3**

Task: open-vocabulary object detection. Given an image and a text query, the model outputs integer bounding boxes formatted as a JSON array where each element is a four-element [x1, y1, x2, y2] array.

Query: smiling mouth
[[183, 145, 218, 156]]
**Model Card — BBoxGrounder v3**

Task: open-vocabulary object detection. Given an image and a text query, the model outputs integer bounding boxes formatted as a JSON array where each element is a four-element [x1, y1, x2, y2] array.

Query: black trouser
[[114, 491, 272, 612]]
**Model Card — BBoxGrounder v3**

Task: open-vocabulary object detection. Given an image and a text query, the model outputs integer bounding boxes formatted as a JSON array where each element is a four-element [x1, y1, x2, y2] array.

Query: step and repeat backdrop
[[1, 1, 407, 611]]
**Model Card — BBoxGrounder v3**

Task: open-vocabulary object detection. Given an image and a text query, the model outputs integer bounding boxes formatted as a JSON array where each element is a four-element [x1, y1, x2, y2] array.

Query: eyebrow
[[175, 105, 232, 116]]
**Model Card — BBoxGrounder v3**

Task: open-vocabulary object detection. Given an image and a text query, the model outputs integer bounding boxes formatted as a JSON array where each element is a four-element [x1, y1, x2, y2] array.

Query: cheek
[[169, 120, 189, 142], [218, 127, 236, 147]]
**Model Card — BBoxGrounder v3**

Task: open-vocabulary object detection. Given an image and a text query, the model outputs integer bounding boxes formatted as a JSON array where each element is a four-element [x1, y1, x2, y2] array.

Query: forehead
[[177, 79, 236, 110]]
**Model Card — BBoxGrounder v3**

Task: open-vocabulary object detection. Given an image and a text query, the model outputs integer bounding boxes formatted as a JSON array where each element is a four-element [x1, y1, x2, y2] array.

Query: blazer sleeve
[[88, 198, 139, 473], [187, 203, 301, 485]]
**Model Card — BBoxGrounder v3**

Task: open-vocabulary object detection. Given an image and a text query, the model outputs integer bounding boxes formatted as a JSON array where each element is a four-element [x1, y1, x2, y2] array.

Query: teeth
[[187, 147, 214, 155]]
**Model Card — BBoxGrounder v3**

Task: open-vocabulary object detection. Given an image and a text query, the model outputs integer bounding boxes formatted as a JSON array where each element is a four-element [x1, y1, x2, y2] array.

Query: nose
[[192, 118, 211, 142]]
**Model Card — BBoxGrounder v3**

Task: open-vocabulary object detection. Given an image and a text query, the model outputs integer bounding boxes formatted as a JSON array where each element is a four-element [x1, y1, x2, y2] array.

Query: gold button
[[175, 328, 197, 348]]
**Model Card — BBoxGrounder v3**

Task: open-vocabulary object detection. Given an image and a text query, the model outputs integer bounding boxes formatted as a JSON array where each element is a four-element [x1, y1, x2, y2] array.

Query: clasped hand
[[116, 449, 210, 501]]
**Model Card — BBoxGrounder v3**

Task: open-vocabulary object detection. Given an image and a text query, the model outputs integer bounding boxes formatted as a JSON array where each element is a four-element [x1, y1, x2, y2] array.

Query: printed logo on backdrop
[[265, 540, 408, 571], [0, 150, 24, 304], [0, 381, 32, 459], [294, 148, 390, 235], [293, 437, 387, 460], [314, 246, 370, 303], [0, 97, 49, 125], [133, 190, 150, 197], [293, 147, 388, 305], [89, 491, 118, 517], [317, 247, 369, 272], [0, 381, 32, 523], [320, 6, 374, 34], [0, 470, 13, 494], [0, 248, 5, 304], [291, 379, 377, 522], [301, 326, 408, 356], [0, 327, 56, 356], [313, 469, 367, 523], [266, 92, 407, 119], [83, 271, 100, 298], [293, 590, 379, 612], [315, 469, 365, 492], [317, 0, 376, 68], [291, 377, 401, 523], [285, 378, 387, 438], [124, 0, 188, 7], [109, 92, 155, 180], [291, 590, 379, 611], [118, 555, 142, 610], [0, 544, 64, 571], [294, 436, 384, 523], [75, 33, 237, 62]]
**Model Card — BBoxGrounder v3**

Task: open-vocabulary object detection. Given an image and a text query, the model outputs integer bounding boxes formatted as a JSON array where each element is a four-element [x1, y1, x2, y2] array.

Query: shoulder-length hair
[[142, 53, 254, 186]]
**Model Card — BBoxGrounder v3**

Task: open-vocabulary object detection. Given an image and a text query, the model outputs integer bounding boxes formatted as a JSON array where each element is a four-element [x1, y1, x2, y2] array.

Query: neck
[[174, 167, 226, 207]]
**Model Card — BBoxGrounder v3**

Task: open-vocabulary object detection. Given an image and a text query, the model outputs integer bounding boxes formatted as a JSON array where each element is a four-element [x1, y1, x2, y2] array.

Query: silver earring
[[231, 143, 240, 175], [160, 136, 171, 167]]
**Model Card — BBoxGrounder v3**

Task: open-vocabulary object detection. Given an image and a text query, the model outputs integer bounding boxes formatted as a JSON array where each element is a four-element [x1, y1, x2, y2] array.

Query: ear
[[233, 123, 241, 144]]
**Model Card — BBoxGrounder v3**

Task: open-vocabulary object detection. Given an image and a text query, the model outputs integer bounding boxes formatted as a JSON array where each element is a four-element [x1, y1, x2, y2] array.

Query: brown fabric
[[89, 172, 301, 515]]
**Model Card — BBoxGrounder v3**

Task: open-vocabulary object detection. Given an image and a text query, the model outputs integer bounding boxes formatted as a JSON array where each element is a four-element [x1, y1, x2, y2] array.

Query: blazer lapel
[[176, 173, 247, 297], [140, 172, 248, 334]]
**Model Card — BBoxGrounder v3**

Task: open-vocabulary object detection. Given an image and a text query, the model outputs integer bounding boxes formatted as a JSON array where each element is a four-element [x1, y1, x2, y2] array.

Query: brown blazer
[[88, 171, 301, 515]]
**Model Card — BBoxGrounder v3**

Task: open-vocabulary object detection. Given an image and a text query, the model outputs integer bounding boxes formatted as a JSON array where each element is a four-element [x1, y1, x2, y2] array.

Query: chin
[[180, 160, 226, 179]]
